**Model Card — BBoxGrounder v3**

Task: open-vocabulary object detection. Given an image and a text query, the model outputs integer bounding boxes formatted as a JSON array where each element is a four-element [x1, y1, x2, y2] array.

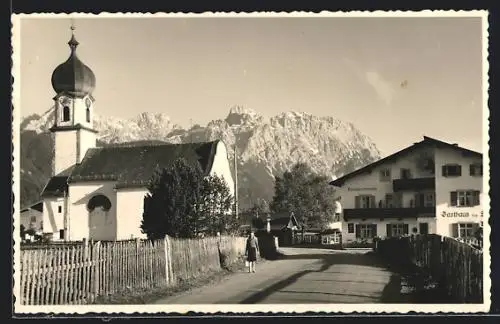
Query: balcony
[[393, 177, 435, 192], [343, 206, 436, 221]]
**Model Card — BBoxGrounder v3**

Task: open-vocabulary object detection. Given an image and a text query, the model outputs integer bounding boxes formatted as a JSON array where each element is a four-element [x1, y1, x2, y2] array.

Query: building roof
[[269, 213, 300, 231], [68, 140, 220, 188], [20, 201, 43, 213], [40, 165, 75, 198], [51, 32, 96, 97], [330, 136, 482, 187]]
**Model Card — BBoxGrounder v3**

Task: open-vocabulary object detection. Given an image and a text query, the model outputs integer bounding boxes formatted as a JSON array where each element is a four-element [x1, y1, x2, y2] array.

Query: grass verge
[[93, 256, 267, 304]]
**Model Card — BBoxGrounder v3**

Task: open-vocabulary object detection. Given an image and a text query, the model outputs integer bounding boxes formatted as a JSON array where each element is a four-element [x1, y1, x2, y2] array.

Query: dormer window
[[470, 163, 483, 176], [442, 164, 461, 177], [62, 106, 70, 122], [379, 168, 391, 182]]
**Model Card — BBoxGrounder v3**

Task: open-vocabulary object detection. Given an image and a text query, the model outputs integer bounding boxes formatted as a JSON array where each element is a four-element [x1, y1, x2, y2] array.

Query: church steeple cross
[[68, 18, 79, 52]]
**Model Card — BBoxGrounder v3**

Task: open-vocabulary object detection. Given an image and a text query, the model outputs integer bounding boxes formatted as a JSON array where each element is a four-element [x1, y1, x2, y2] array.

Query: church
[[39, 28, 235, 242]]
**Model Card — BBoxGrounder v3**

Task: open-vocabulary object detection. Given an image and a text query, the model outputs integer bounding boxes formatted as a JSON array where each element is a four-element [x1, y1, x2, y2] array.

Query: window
[[419, 222, 429, 235], [385, 194, 394, 208], [355, 224, 377, 239], [452, 223, 477, 238], [355, 195, 375, 208], [30, 216, 36, 223], [380, 168, 391, 182], [87, 194, 112, 212], [59, 229, 65, 240], [347, 223, 354, 233], [424, 192, 435, 207], [86, 108, 91, 122], [450, 190, 480, 207], [62, 106, 70, 122], [386, 223, 409, 237], [401, 168, 412, 179], [442, 164, 462, 177], [470, 163, 483, 176], [58, 206, 62, 213]]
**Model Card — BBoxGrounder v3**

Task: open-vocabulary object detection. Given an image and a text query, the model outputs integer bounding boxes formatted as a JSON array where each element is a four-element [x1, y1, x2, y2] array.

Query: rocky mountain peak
[[225, 105, 264, 126]]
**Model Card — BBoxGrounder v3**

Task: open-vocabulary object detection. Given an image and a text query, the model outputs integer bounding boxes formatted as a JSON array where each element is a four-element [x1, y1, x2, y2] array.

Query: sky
[[18, 15, 485, 155]]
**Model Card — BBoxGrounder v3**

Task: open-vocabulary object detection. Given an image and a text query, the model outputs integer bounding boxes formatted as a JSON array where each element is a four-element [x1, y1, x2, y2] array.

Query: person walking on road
[[245, 231, 259, 273]]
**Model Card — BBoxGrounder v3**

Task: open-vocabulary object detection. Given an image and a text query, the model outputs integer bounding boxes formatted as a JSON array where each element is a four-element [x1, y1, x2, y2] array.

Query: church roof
[[40, 165, 75, 198], [68, 140, 220, 188], [51, 32, 96, 97]]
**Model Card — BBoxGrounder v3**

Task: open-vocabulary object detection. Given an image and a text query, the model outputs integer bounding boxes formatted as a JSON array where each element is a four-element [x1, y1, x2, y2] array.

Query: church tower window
[[63, 106, 70, 122], [86, 108, 91, 122]]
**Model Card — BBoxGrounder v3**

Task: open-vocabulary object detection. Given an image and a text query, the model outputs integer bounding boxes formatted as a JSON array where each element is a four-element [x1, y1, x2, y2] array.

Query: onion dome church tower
[[50, 24, 98, 176]]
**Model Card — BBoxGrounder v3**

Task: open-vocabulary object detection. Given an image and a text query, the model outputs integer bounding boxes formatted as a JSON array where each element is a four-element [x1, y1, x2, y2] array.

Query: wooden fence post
[[164, 236, 170, 285], [93, 241, 100, 303]]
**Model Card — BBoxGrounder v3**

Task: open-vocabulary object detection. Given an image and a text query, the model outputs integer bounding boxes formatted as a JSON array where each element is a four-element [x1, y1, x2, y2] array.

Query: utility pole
[[234, 143, 239, 220]]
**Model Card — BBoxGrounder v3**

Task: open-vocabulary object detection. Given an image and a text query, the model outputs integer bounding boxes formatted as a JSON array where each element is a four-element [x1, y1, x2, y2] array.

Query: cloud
[[342, 58, 396, 106], [365, 71, 396, 105]]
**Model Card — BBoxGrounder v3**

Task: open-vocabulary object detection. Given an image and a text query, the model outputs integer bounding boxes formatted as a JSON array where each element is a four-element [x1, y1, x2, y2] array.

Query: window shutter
[[457, 165, 462, 176], [451, 223, 459, 238], [355, 196, 361, 208], [386, 224, 392, 238], [473, 191, 480, 206], [403, 224, 409, 235], [472, 223, 479, 234], [370, 195, 376, 208], [355, 224, 360, 238], [442, 165, 447, 176], [450, 191, 457, 206], [372, 224, 377, 237]]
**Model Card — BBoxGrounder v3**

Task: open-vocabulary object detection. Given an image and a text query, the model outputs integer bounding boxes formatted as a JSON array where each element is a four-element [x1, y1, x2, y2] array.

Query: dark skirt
[[247, 247, 257, 262]]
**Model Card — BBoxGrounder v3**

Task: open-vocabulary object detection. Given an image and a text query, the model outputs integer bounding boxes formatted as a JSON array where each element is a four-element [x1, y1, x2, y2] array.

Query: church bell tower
[[50, 24, 98, 175]]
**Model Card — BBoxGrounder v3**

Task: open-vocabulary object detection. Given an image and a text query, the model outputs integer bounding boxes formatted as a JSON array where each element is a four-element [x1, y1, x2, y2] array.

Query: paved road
[[153, 247, 402, 304]]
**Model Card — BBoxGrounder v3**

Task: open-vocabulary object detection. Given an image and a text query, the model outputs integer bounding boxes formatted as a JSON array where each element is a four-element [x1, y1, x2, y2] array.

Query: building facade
[[329, 136, 484, 244]]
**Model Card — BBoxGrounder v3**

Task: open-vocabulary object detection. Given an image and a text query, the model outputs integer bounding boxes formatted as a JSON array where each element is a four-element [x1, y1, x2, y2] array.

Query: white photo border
[[11, 10, 491, 315]]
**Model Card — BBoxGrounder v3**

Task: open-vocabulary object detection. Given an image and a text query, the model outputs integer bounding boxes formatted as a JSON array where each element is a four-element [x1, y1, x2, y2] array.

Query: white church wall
[[68, 181, 117, 241], [115, 188, 148, 240], [54, 131, 78, 175], [77, 129, 96, 163], [210, 141, 235, 198], [42, 197, 65, 240]]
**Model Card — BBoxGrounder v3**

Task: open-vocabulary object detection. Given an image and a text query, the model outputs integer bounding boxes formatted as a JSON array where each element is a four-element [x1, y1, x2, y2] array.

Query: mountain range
[[20, 106, 381, 210]]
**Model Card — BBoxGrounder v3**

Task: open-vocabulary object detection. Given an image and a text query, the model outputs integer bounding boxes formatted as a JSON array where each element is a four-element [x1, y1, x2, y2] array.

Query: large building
[[329, 136, 484, 243], [38, 28, 235, 242]]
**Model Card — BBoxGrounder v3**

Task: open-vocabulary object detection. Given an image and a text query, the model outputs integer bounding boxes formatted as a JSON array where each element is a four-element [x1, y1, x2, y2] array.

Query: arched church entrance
[[87, 194, 114, 241]]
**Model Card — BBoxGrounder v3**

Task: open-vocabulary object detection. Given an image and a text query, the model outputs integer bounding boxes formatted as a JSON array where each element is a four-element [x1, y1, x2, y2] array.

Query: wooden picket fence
[[376, 234, 483, 303], [18, 235, 246, 305]]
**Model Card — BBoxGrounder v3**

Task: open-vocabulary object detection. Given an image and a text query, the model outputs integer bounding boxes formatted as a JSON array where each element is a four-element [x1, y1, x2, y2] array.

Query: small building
[[20, 201, 43, 233], [329, 136, 483, 244], [266, 213, 301, 247], [302, 231, 321, 244], [320, 228, 342, 246]]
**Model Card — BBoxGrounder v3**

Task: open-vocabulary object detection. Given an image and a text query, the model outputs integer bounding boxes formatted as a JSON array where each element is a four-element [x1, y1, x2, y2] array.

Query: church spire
[[68, 19, 79, 52]]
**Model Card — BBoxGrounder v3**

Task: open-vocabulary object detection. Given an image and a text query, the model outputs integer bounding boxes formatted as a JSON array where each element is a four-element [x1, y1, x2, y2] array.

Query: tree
[[141, 158, 204, 239], [270, 163, 336, 234], [247, 198, 269, 230], [198, 174, 235, 236], [20, 224, 25, 240], [141, 158, 237, 239]]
